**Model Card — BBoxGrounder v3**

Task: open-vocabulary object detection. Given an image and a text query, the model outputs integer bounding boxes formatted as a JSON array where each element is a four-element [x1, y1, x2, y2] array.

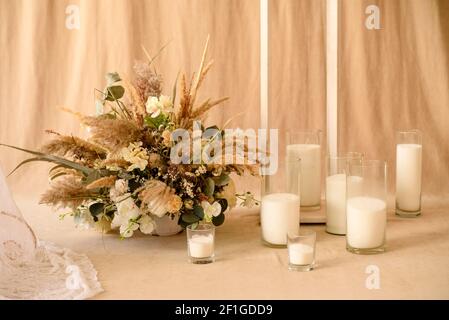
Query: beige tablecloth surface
[[14, 195, 449, 300]]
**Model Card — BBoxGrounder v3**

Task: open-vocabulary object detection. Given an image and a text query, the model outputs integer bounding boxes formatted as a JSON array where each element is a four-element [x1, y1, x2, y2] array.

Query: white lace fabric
[[0, 165, 103, 300]]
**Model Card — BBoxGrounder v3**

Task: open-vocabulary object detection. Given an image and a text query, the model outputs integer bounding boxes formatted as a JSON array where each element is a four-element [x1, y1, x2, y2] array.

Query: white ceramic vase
[[152, 214, 183, 236]]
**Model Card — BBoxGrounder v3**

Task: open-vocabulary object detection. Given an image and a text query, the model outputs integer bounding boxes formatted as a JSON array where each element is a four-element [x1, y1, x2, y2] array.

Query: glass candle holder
[[346, 160, 387, 254], [261, 158, 301, 248], [187, 224, 215, 264], [286, 130, 322, 211], [395, 129, 422, 217], [287, 230, 316, 271], [325, 152, 363, 235]]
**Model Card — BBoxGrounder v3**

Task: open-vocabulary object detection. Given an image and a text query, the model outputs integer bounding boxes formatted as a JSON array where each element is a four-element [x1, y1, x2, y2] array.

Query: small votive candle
[[287, 230, 316, 271], [187, 224, 215, 264]]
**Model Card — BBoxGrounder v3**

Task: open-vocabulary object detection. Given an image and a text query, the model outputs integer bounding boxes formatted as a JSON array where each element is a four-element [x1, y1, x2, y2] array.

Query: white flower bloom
[[120, 221, 139, 238], [150, 109, 161, 118], [159, 95, 173, 111], [139, 214, 156, 235], [111, 214, 121, 229], [145, 95, 173, 118], [109, 179, 129, 201], [201, 201, 222, 221], [116, 194, 141, 220], [121, 142, 149, 171], [146, 96, 161, 118], [195, 165, 207, 176], [242, 192, 257, 208], [112, 194, 141, 229]]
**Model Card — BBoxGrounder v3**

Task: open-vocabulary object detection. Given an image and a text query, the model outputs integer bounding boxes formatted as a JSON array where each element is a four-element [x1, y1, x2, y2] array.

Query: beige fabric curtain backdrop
[[0, 0, 265, 196], [0, 0, 448, 206], [338, 0, 449, 205]]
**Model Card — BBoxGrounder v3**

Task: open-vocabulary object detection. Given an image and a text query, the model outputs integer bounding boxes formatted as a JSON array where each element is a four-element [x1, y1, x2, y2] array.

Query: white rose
[[113, 195, 141, 238], [139, 215, 156, 235], [145, 96, 161, 117], [112, 194, 141, 229]]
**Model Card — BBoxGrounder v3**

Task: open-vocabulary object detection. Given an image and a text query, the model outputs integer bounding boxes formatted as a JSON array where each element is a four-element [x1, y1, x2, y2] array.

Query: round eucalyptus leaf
[[204, 178, 215, 197], [212, 213, 225, 226], [217, 198, 228, 213], [178, 219, 189, 229], [193, 206, 204, 219], [89, 202, 105, 216], [182, 213, 200, 224], [105, 85, 125, 101], [106, 72, 121, 85]]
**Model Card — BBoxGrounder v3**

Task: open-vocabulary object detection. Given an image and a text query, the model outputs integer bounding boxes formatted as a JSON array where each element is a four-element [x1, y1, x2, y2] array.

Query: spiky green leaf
[[0, 144, 93, 176]]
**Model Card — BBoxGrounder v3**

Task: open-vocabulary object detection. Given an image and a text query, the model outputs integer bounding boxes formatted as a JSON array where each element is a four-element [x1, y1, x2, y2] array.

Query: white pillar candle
[[346, 196, 386, 249], [288, 243, 314, 265], [261, 193, 300, 246], [326, 175, 363, 234], [325, 173, 346, 234], [287, 144, 321, 207], [188, 234, 214, 258], [396, 144, 422, 211]]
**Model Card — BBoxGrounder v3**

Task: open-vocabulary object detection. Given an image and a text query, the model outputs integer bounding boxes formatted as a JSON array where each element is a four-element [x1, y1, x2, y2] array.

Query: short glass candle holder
[[187, 224, 215, 264], [287, 230, 316, 271]]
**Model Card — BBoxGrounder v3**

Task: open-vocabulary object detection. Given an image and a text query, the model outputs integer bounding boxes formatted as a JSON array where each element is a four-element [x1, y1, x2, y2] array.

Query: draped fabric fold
[[0, 165, 103, 300], [338, 0, 449, 203]]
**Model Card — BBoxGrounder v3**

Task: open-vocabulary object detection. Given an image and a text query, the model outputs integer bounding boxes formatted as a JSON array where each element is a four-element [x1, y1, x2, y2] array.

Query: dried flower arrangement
[[2, 39, 259, 238]]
